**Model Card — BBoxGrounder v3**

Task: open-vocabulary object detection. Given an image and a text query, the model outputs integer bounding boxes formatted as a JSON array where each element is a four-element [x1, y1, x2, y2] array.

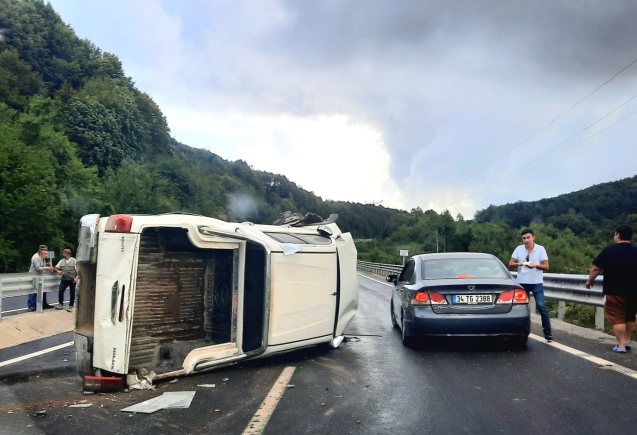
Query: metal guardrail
[[357, 261, 606, 330], [0, 272, 61, 319]]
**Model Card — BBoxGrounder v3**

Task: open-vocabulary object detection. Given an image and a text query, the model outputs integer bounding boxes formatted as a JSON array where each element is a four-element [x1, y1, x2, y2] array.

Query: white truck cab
[[74, 213, 358, 390]]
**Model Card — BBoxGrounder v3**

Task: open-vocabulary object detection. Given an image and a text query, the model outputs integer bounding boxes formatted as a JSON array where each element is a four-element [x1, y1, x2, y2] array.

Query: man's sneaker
[[544, 333, 553, 341], [55, 305, 63, 310], [613, 345, 627, 353], [67, 306, 73, 312], [625, 342, 632, 350], [27, 307, 35, 312]]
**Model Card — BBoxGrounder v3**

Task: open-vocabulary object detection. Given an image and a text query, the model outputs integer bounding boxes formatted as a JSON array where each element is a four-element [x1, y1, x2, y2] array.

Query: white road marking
[[357, 273, 393, 287], [529, 334, 637, 381], [0, 341, 74, 368], [243, 366, 296, 435]]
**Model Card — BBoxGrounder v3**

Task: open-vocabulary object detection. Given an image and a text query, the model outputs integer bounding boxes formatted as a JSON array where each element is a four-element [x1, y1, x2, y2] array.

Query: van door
[[334, 232, 359, 337], [92, 232, 139, 374], [268, 252, 337, 345]]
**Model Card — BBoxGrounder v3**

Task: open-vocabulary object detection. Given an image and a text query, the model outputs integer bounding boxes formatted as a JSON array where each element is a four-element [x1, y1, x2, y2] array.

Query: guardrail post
[[595, 307, 605, 330], [36, 276, 44, 313], [557, 301, 565, 321]]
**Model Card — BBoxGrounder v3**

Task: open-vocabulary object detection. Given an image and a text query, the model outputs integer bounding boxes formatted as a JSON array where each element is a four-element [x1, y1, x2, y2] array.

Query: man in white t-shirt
[[55, 248, 77, 312], [509, 229, 553, 341]]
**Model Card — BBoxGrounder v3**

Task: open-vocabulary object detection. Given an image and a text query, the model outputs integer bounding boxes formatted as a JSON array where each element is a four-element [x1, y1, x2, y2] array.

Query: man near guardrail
[[27, 245, 54, 311], [585, 225, 637, 353], [509, 229, 553, 341]]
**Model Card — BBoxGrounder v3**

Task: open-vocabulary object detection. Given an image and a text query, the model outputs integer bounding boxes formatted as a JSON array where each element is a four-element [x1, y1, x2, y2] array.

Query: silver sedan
[[388, 252, 530, 348]]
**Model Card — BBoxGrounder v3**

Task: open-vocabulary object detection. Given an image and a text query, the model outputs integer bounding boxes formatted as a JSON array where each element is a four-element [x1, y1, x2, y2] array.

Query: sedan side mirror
[[386, 274, 398, 284]]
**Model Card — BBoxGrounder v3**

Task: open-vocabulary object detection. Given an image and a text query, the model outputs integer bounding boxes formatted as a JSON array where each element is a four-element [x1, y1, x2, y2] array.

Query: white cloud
[[163, 108, 405, 208]]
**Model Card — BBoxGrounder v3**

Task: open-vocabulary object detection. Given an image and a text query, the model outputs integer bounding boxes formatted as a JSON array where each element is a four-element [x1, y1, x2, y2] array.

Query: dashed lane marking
[[243, 366, 296, 435], [529, 333, 637, 381], [0, 341, 74, 368]]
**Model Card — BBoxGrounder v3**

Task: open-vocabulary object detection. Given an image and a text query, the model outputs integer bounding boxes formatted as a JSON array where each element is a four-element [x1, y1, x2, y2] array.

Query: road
[[1, 273, 637, 434]]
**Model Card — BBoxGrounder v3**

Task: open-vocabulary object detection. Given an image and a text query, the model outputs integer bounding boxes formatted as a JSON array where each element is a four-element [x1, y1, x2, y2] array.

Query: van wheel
[[390, 301, 398, 328], [76, 351, 94, 378]]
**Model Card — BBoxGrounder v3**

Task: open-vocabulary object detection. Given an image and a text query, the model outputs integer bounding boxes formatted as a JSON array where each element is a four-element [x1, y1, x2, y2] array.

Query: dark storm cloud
[[272, 0, 637, 81]]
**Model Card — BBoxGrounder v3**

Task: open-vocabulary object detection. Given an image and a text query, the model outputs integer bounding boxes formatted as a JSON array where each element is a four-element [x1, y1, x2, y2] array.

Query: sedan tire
[[390, 301, 399, 328], [401, 315, 415, 347]]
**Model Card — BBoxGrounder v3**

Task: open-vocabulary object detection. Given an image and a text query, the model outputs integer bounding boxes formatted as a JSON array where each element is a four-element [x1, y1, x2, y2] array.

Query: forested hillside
[[1, 0, 635, 276], [0, 0, 402, 272]]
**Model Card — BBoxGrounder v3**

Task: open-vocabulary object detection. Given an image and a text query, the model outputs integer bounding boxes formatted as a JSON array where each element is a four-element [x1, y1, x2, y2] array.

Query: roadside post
[[400, 249, 408, 266]]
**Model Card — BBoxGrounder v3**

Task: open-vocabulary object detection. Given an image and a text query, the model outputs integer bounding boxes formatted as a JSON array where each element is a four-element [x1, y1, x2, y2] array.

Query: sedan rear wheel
[[401, 315, 414, 347], [390, 300, 398, 328]]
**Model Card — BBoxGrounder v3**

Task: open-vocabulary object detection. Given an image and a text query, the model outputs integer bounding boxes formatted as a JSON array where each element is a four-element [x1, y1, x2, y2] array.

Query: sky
[[49, 0, 637, 217]]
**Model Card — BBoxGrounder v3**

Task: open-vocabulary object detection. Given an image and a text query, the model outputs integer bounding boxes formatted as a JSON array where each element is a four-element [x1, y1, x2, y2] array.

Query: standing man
[[585, 225, 637, 353], [509, 229, 553, 341], [27, 245, 54, 311], [55, 248, 78, 312]]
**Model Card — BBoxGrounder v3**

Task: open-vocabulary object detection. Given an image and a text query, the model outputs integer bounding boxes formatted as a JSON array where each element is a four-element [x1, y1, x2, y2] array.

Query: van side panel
[[93, 233, 139, 374], [268, 252, 337, 345]]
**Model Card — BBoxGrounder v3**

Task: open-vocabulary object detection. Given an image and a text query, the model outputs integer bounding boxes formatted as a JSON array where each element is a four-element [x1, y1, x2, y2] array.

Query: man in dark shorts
[[586, 225, 637, 353]]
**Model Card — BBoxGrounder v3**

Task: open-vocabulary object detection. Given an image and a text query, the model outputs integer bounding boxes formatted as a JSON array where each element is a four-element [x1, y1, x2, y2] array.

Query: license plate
[[452, 294, 493, 304]]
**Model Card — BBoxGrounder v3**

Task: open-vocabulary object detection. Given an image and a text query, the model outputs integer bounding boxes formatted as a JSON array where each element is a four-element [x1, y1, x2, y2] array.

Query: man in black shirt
[[586, 225, 637, 353]]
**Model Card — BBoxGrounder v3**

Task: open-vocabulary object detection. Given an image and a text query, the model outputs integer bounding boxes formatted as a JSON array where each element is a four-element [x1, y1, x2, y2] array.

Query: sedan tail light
[[496, 289, 529, 304], [411, 291, 448, 306]]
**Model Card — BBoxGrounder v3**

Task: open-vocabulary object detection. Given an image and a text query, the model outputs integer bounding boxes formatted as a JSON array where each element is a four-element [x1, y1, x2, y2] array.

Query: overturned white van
[[74, 212, 358, 390]]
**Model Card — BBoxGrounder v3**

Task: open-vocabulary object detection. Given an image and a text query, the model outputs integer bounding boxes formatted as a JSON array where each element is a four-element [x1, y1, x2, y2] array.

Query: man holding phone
[[509, 229, 553, 341]]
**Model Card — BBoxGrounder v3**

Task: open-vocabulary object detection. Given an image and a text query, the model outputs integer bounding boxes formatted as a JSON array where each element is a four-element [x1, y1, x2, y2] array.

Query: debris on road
[[169, 379, 179, 384], [120, 391, 196, 414], [286, 384, 295, 389], [35, 410, 46, 417], [128, 371, 156, 390], [68, 404, 93, 408], [197, 384, 215, 388], [222, 378, 229, 382]]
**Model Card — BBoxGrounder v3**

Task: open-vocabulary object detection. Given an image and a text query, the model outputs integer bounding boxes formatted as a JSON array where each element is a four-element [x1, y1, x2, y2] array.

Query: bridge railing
[[0, 272, 61, 319], [357, 260, 606, 330]]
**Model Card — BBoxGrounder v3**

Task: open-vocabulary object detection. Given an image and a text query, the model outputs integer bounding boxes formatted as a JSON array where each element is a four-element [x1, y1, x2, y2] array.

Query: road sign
[[399, 250, 408, 257]]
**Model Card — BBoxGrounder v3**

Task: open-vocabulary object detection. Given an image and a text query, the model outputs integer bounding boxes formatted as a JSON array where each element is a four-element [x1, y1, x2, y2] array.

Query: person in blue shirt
[[509, 229, 553, 341]]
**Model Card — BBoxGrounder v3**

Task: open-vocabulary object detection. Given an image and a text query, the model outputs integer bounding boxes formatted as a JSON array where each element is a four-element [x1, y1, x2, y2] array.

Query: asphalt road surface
[[1, 273, 637, 435]]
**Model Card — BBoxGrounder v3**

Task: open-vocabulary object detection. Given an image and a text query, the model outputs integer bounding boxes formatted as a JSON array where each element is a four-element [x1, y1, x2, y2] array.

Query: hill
[[475, 175, 637, 243], [0, 0, 402, 272]]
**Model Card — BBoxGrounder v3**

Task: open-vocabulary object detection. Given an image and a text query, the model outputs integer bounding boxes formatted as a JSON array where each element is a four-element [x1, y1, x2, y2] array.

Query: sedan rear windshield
[[421, 258, 508, 280]]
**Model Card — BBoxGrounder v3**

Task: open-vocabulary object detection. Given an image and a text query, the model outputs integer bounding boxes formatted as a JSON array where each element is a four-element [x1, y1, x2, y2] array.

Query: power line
[[422, 56, 637, 203], [437, 107, 637, 209]]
